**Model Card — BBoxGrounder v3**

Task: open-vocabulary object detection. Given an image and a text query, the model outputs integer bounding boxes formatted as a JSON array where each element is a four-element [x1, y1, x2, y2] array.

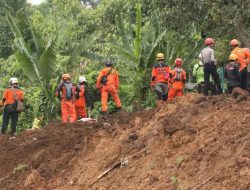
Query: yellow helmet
[[156, 53, 164, 60], [62, 73, 70, 80], [228, 54, 238, 61]]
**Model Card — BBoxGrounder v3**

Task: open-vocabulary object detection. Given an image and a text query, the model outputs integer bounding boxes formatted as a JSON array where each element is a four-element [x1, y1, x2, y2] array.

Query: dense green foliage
[[0, 0, 249, 132]]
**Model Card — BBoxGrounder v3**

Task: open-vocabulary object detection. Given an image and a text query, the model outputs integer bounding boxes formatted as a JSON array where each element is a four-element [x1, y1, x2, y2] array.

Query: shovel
[[185, 69, 197, 91], [78, 108, 97, 122]]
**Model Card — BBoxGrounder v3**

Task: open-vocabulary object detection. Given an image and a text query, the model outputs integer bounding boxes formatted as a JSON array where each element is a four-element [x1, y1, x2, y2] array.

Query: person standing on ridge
[[56, 73, 80, 123], [230, 39, 250, 90], [75, 76, 93, 119], [224, 54, 241, 94], [1, 78, 24, 135], [192, 55, 217, 94], [168, 58, 186, 100], [200, 38, 223, 95], [96, 61, 122, 116], [193, 54, 206, 93], [151, 53, 172, 107]]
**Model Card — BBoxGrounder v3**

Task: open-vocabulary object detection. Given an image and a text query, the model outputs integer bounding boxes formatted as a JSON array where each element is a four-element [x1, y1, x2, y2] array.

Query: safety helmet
[[9, 77, 18, 84], [205, 38, 215, 45], [228, 54, 238, 61], [62, 73, 70, 80], [106, 61, 113, 66], [230, 39, 239, 46], [79, 76, 86, 83], [243, 48, 249, 53], [175, 58, 183, 66], [156, 53, 164, 60]]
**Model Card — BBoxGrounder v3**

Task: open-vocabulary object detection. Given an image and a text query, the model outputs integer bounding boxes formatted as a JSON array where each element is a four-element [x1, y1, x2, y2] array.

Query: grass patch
[[176, 155, 186, 167], [13, 164, 28, 173], [170, 175, 184, 190]]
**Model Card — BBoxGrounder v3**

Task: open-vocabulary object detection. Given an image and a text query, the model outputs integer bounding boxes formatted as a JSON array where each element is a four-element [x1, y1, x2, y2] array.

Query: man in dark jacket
[[224, 54, 241, 94]]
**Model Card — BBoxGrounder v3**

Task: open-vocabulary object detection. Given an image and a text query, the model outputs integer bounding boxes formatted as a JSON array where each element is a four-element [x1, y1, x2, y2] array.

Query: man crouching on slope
[[225, 54, 249, 102]]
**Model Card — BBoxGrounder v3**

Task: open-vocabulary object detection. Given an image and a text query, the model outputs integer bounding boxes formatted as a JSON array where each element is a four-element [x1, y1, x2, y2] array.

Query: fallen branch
[[0, 175, 10, 182], [190, 176, 212, 190], [90, 148, 147, 187]]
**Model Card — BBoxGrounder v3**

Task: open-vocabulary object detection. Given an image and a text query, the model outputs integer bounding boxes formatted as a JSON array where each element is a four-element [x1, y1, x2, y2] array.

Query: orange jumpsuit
[[56, 82, 79, 123], [231, 47, 250, 89], [75, 84, 87, 118], [96, 67, 122, 112], [231, 47, 250, 71], [168, 67, 186, 100]]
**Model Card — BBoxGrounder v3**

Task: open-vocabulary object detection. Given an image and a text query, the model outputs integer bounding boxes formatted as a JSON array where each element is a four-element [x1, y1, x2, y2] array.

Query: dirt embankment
[[0, 93, 249, 190]]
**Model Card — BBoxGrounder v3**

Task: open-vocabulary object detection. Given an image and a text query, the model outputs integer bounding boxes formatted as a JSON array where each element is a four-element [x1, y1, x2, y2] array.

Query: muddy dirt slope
[[0, 93, 249, 190]]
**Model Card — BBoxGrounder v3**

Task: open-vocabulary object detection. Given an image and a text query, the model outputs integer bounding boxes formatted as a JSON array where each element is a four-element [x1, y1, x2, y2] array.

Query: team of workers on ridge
[[0, 38, 249, 135]]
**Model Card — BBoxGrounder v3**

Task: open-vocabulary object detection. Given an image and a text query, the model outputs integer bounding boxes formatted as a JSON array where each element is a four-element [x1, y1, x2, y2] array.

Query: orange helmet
[[230, 39, 239, 46], [175, 58, 183, 66], [205, 38, 215, 45], [228, 54, 238, 61], [62, 73, 70, 80]]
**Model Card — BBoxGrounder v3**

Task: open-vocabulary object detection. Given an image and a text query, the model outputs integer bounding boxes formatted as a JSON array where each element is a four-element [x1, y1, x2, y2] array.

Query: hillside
[[0, 93, 249, 190]]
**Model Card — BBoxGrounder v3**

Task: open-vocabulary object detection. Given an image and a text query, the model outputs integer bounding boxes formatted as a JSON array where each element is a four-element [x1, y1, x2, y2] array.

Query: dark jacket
[[224, 62, 240, 87], [77, 83, 94, 109]]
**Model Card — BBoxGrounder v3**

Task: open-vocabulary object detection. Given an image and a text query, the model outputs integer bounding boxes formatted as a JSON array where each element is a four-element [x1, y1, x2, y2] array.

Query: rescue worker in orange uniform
[[168, 58, 187, 100], [151, 53, 172, 107], [56, 74, 80, 123], [1, 78, 24, 135], [75, 76, 93, 119], [230, 39, 250, 90], [96, 61, 122, 115]]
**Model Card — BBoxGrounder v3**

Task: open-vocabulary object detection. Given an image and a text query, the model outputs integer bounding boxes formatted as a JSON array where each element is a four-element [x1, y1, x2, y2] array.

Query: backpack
[[11, 87, 24, 112], [64, 83, 73, 100], [101, 69, 113, 85], [174, 68, 183, 81]]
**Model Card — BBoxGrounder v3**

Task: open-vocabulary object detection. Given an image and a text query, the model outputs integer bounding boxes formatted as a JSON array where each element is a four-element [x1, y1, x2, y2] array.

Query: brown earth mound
[[0, 93, 249, 190]]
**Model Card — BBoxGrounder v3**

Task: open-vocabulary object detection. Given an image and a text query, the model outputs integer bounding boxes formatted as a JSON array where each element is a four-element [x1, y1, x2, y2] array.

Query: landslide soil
[[0, 93, 249, 190]]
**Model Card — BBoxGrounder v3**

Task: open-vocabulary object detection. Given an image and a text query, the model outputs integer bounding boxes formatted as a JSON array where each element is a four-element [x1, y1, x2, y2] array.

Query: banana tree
[[112, 3, 167, 105]]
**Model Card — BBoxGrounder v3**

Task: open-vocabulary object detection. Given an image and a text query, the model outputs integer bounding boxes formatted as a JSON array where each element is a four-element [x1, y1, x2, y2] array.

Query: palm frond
[[66, 31, 102, 70], [81, 51, 106, 62], [117, 11, 133, 53], [145, 30, 166, 68], [38, 35, 57, 86], [133, 3, 142, 65], [183, 39, 204, 68], [15, 51, 37, 82]]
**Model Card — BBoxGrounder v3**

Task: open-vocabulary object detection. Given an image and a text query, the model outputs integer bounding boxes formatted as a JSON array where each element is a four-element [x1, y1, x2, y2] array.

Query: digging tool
[[78, 117, 97, 122], [78, 108, 97, 122], [185, 69, 197, 91], [90, 148, 147, 187], [190, 176, 212, 190]]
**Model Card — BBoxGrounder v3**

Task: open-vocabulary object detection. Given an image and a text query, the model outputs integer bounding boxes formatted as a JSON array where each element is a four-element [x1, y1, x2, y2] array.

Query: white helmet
[[9, 77, 18, 84], [79, 76, 86, 83]]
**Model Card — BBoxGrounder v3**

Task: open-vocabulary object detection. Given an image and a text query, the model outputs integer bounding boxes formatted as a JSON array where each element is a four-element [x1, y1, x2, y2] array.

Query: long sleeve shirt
[[201, 46, 216, 65]]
